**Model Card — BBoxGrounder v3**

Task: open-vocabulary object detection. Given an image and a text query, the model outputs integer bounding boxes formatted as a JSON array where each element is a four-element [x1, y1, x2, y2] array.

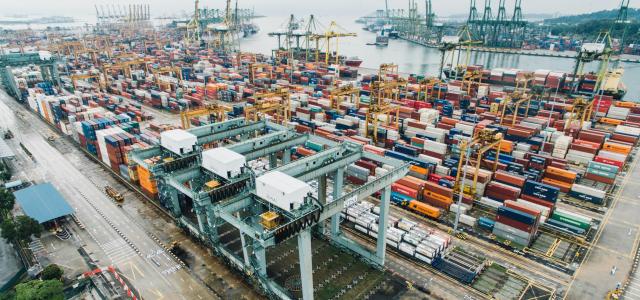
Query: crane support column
[[269, 152, 278, 168], [331, 168, 344, 236], [298, 228, 314, 300], [168, 188, 181, 217], [254, 244, 267, 276], [282, 148, 291, 165], [317, 174, 327, 233], [239, 231, 251, 266], [376, 186, 391, 263]]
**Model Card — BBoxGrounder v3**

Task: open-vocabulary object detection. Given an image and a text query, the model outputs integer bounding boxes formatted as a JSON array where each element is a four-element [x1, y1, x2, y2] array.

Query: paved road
[[565, 149, 640, 299], [0, 90, 215, 300]]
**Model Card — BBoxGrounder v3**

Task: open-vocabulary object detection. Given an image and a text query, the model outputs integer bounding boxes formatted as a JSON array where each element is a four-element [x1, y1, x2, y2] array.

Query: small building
[[14, 183, 73, 224]]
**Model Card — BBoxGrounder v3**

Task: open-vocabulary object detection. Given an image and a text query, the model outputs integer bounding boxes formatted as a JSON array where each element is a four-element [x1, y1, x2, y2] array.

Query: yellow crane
[[565, 96, 594, 130], [248, 63, 273, 84], [245, 88, 291, 123], [416, 78, 441, 103], [498, 91, 533, 127], [70, 73, 105, 91], [453, 129, 503, 198], [180, 103, 231, 129], [329, 84, 360, 109], [365, 65, 405, 143], [151, 66, 183, 90], [310, 21, 356, 65]]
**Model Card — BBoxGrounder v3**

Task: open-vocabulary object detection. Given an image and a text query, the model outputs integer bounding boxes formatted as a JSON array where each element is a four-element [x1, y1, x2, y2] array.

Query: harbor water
[[240, 15, 640, 100]]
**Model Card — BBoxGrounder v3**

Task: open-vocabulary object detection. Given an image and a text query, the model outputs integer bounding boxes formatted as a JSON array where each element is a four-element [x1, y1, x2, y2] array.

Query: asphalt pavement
[[0, 90, 215, 300]]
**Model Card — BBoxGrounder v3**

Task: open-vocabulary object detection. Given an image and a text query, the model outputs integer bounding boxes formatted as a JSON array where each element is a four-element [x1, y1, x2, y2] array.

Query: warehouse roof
[[14, 183, 73, 224]]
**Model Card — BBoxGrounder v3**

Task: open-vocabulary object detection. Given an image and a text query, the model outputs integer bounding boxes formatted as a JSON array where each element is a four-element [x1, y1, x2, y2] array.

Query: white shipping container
[[399, 242, 416, 256], [571, 184, 606, 199]]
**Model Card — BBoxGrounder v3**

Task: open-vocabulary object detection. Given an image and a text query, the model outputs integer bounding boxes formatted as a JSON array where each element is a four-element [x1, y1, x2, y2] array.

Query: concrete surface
[[565, 150, 640, 300]]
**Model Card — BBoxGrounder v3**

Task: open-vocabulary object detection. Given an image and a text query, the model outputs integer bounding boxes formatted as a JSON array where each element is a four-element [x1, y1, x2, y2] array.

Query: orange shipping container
[[545, 166, 577, 181], [407, 200, 442, 219], [602, 142, 632, 155], [541, 178, 572, 193]]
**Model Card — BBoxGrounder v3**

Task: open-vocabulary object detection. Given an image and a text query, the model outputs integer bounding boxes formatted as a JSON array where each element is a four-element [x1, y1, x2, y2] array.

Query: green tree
[[15, 280, 63, 300], [0, 188, 15, 221], [14, 216, 42, 241], [40, 264, 63, 281], [0, 219, 17, 242]]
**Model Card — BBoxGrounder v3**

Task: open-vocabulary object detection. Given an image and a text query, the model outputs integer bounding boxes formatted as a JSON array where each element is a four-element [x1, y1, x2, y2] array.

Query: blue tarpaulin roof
[[14, 183, 73, 224]]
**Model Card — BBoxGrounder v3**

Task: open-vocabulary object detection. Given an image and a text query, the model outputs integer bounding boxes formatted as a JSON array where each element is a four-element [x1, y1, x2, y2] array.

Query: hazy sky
[[2, 0, 636, 19]]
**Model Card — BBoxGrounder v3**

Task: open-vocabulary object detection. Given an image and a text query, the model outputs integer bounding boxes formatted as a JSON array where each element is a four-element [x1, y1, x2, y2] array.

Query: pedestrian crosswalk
[[99, 239, 138, 266]]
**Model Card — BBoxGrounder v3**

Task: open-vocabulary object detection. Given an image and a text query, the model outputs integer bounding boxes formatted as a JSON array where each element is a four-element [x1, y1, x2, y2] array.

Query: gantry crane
[[151, 66, 183, 89], [453, 129, 503, 198], [248, 63, 273, 84], [566, 96, 594, 129], [180, 103, 231, 129], [185, 0, 202, 46], [498, 91, 533, 127], [310, 21, 356, 65], [571, 31, 613, 94], [365, 64, 405, 143], [70, 73, 105, 91], [438, 25, 481, 80], [329, 84, 360, 109], [245, 88, 291, 123], [416, 77, 442, 102], [452, 128, 503, 233]]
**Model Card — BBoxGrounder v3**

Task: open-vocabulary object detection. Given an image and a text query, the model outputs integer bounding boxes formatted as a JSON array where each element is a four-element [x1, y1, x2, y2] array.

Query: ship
[[443, 66, 627, 100], [344, 56, 363, 67]]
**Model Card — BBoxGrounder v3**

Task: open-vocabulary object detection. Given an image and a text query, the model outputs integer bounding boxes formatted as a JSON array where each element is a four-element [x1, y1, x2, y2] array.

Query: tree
[[14, 216, 42, 241], [15, 280, 64, 300], [41, 264, 63, 281], [0, 219, 17, 242], [0, 188, 15, 221]]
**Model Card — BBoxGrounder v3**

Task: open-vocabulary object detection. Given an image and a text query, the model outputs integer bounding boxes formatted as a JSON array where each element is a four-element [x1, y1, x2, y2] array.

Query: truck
[[104, 186, 124, 206]]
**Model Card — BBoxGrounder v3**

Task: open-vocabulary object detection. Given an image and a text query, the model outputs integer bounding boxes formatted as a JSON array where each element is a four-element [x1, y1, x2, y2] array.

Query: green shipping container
[[586, 168, 617, 179], [588, 161, 619, 174], [304, 141, 324, 152], [551, 212, 591, 230]]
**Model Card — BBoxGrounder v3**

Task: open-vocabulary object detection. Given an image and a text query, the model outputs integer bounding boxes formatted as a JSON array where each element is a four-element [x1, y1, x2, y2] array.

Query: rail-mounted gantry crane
[[245, 88, 291, 124], [70, 73, 106, 91], [364, 64, 405, 143], [329, 84, 360, 109], [180, 103, 231, 129], [498, 91, 533, 127], [453, 128, 503, 209]]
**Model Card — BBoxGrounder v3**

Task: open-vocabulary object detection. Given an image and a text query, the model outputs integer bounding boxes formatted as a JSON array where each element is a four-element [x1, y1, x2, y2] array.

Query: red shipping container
[[494, 170, 527, 187], [496, 215, 534, 233], [594, 156, 624, 168], [392, 183, 419, 199]]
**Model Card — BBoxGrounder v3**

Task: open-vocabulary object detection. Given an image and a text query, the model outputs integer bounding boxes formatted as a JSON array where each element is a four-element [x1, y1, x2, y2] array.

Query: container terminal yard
[[0, 1, 640, 300]]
